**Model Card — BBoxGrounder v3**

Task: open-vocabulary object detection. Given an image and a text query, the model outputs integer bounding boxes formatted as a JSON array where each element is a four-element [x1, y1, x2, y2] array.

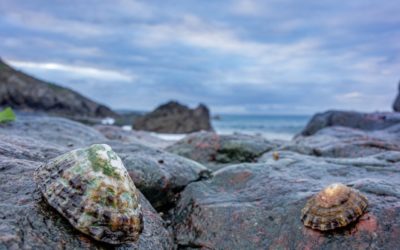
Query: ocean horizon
[[212, 114, 311, 140], [138, 113, 312, 141]]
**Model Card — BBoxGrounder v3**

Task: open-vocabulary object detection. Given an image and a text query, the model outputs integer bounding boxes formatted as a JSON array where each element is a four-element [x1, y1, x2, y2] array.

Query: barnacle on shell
[[34, 144, 143, 244], [301, 183, 368, 231]]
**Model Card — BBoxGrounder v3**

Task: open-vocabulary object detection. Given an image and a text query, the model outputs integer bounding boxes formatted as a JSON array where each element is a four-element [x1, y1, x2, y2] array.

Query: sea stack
[[393, 81, 400, 112], [133, 101, 213, 133]]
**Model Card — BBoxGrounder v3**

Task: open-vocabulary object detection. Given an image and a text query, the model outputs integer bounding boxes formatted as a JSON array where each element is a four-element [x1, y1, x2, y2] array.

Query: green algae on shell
[[34, 144, 143, 244], [301, 183, 368, 231]]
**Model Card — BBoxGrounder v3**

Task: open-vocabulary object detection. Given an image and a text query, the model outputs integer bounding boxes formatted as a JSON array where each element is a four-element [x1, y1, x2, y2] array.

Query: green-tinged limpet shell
[[34, 144, 143, 244], [301, 183, 368, 231]]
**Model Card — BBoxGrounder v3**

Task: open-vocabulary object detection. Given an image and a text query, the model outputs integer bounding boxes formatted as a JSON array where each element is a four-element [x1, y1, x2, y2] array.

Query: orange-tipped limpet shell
[[301, 183, 368, 231]]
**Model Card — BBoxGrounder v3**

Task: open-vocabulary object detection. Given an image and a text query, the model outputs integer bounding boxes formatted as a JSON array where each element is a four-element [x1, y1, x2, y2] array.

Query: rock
[[166, 131, 278, 169], [393, 81, 400, 112], [0, 137, 173, 249], [299, 110, 400, 136], [287, 125, 400, 158], [172, 150, 400, 249], [1, 114, 209, 212], [94, 125, 174, 149], [0, 133, 64, 161], [0, 59, 117, 119], [113, 110, 143, 126], [133, 101, 213, 133], [6, 110, 400, 248], [0, 114, 106, 148], [109, 142, 211, 210]]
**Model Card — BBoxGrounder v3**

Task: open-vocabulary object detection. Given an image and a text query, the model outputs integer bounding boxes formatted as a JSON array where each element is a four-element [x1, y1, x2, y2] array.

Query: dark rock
[[0, 59, 117, 118], [166, 131, 278, 169], [133, 101, 213, 133], [94, 125, 174, 149], [299, 110, 400, 136], [287, 125, 400, 158], [0, 136, 173, 249], [393, 81, 400, 112], [0, 115, 106, 148], [113, 110, 143, 126], [1, 114, 209, 212], [0, 134, 64, 161], [172, 150, 400, 249], [109, 142, 211, 210], [0, 114, 214, 248]]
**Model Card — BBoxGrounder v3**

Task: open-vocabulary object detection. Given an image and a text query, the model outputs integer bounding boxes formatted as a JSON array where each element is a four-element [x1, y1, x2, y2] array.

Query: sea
[[212, 114, 311, 140], [142, 114, 311, 141]]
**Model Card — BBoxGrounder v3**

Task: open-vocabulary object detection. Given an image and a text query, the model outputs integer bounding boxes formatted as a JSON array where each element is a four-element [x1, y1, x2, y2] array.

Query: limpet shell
[[34, 144, 143, 244], [301, 183, 368, 231]]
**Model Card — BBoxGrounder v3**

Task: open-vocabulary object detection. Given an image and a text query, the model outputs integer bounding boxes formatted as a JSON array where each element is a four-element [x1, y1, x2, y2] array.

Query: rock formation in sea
[[393, 81, 400, 112], [299, 110, 400, 136], [0, 58, 117, 119], [132, 101, 213, 133]]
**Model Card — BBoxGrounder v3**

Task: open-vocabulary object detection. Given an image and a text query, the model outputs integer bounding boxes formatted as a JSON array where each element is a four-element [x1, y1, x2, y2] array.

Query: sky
[[1, 0, 399, 115]]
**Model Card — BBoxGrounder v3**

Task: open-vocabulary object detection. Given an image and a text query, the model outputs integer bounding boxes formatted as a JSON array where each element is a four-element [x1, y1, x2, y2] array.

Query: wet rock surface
[[173, 150, 400, 249], [0, 115, 194, 249], [288, 125, 400, 158], [0, 115, 106, 148], [133, 101, 213, 133], [110, 142, 211, 210], [0, 141, 174, 250], [166, 131, 278, 169], [0, 116, 208, 211], [94, 125, 174, 149], [3, 111, 400, 249]]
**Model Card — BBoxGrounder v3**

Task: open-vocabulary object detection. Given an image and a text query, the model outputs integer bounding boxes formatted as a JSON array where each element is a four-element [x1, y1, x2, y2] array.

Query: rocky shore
[[1, 110, 400, 249]]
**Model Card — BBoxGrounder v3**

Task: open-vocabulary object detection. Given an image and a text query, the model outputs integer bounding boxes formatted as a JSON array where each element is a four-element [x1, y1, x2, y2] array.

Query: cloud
[[7, 60, 135, 82], [0, 36, 104, 58], [335, 92, 363, 101], [4, 10, 107, 38], [0, 0, 399, 114], [133, 14, 320, 60], [230, 0, 262, 16]]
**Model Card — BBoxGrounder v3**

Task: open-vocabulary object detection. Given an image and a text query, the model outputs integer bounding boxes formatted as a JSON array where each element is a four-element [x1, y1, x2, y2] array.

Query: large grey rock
[[0, 136, 173, 250], [133, 101, 213, 133], [0, 115, 106, 148], [0, 114, 209, 211], [172, 150, 400, 249], [94, 125, 174, 149], [0, 114, 214, 249], [109, 142, 211, 210], [300, 110, 400, 136], [0, 59, 117, 118], [286, 125, 400, 158], [166, 131, 278, 169]]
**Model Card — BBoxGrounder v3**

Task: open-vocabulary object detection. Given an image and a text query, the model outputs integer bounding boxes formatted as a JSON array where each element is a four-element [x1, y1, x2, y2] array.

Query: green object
[[0, 107, 16, 123]]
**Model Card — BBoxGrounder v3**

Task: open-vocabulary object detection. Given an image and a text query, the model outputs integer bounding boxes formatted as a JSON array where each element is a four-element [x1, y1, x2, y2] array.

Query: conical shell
[[301, 183, 368, 231], [34, 144, 143, 244]]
